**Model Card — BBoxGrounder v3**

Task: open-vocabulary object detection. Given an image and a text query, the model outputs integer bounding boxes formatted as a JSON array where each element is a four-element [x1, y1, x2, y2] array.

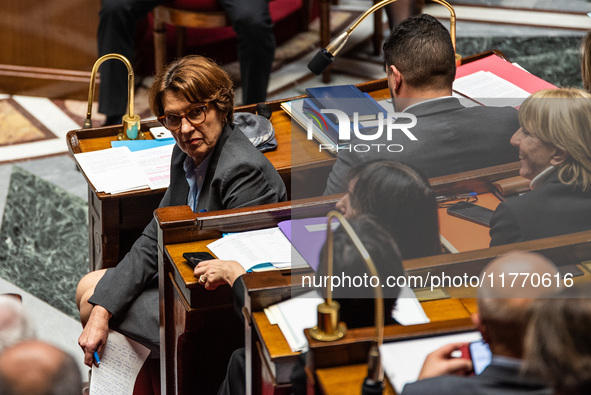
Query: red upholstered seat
[[148, 0, 315, 74]]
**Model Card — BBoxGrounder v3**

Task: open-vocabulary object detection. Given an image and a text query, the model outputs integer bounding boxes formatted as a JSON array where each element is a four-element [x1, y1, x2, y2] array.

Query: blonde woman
[[490, 88, 591, 246]]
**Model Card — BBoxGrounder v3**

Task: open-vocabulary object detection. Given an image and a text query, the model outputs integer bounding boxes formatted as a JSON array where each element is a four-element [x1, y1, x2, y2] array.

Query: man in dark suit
[[324, 14, 519, 195], [400, 252, 557, 395]]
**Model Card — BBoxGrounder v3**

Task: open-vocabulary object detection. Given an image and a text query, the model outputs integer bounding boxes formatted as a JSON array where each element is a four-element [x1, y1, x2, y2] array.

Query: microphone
[[308, 49, 335, 76], [308, 211, 386, 394], [83, 54, 144, 140], [362, 344, 384, 395], [308, 0, 458, 75]]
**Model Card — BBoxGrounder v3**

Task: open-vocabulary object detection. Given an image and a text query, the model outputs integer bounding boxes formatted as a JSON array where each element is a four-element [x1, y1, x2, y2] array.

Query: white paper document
[[131, 144, 174, 190], [265, 286, 430, 352], [207, 227, 292, 270], [90, 330, 151, 395], [452, 70, 530, 107], [74, 145, 174, 194], [74, 147, 150, 194], [392, 286, 430, 326], [380, 331, 482, 394], [265, 291, 323, 352]]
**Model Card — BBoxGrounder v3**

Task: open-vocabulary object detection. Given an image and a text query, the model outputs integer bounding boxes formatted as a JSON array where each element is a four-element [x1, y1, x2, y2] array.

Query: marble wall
[[456, 36, 584, 88], [0, 166, 88, 318]]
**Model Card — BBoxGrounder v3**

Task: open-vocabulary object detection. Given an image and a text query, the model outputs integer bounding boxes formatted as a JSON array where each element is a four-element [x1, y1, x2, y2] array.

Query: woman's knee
[[76, 269, 107, 310]]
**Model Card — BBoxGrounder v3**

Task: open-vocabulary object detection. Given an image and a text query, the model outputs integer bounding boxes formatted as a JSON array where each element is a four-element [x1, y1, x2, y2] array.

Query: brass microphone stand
[[83, 54, 144, 141]]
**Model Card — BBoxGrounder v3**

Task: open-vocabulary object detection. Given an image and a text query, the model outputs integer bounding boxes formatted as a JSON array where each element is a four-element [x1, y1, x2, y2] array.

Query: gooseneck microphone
[[308, 0, 457, 75], [308, 48, 335, 76]]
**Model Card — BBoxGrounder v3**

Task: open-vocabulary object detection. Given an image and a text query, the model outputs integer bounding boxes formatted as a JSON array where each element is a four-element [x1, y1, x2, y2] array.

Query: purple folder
[[278, 217, 338, 271]]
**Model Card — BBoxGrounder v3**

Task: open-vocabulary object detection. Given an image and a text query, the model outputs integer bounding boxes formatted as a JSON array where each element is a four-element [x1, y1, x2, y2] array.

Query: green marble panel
[[0, 166, 88, 318], [456, 36, 584, 89]]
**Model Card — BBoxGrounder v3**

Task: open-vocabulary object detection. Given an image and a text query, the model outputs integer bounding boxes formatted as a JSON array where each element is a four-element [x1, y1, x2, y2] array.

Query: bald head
[[0, 295, 34, 353], [0, 341, 82, 395], [476, 252, 560, 358], [479, 251, 560, 299]]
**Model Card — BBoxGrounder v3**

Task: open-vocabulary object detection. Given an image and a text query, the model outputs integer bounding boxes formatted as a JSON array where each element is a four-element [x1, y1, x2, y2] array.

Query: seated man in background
[[524, 283, 591, 395], [325, 14, 519, 195], [0, 295, 35, 353], [400, 251, 557, 395], [98, 0, 275, 125], [0, 340, 82, 395]]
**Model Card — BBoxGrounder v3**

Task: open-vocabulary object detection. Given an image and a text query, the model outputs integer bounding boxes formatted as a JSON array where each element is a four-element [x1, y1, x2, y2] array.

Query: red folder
[[456, 54, 557, 93]]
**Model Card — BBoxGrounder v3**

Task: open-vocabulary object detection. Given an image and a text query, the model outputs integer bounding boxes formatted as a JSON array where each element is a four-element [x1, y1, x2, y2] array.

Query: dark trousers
[[98, 0, 275, 118]]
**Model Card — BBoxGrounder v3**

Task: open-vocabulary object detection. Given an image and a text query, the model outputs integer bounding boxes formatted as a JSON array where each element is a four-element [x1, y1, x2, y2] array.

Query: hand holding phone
[[463, 340, 492, 375], [183, 252, 216, 269]]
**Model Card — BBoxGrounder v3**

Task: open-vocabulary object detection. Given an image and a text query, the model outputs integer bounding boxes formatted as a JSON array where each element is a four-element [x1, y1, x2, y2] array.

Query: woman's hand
[[193, 259, 246, 290], [78, 305, 112, 367]]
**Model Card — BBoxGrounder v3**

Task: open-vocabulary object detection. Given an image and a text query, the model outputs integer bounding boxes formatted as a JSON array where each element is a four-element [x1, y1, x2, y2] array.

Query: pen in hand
[[93, 351, 101, 366]]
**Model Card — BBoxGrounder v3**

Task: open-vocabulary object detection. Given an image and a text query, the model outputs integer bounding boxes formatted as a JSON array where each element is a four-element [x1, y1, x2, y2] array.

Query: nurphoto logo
[[304, 108, 418, 152]]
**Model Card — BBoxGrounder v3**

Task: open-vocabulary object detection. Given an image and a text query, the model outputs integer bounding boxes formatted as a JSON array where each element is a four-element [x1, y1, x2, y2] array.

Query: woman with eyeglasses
[[76, 56, 286, 372]]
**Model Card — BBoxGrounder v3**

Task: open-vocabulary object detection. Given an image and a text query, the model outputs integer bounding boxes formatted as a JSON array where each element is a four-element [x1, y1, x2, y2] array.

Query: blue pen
[[93, 351, 101, 366]]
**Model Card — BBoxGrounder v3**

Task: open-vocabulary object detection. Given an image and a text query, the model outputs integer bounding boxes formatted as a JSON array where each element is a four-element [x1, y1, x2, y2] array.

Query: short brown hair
[[383, 14, 456, 91], [148, 55, 234, 123]]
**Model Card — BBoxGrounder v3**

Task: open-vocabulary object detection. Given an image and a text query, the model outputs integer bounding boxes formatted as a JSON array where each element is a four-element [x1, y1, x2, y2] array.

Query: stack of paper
[[453, 70, 531, 107], [265, 291, 323, 352], [265, 286, 430, 353], [90, 330, 151, 395], [207, 227, 292, 271], [74, 144, 174, 194], [380, 331, 482, 394]]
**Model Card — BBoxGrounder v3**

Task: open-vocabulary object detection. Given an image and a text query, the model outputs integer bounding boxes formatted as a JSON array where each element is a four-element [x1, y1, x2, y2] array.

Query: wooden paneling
[[0, 0, 100, 99]]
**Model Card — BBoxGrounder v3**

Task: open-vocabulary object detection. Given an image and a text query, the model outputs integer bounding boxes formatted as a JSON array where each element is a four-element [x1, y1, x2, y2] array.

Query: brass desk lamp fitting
[[308, 0, 461, 74], [309, 211, 387, 393], [83, 54, 144, 140], [309, 211, 385, 351]]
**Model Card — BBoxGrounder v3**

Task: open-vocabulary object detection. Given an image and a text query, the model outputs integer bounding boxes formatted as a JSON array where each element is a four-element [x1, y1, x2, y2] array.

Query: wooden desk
[[67, 100, 335, 270], [439, 192, 501, 252], [154, 161, 524, 395], [68, 50, 511, 271]]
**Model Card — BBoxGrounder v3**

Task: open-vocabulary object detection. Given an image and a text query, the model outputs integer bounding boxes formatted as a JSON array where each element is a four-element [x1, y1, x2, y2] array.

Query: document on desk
[[89, 330, 150, 395], [207, 227, 292, 270], [74, 145, 174, 193], [265, 286, 429, 352], [380, 331, 482, 394], [74, 147, 150, 194], [452, 70, 530, 108], [278, 217, 340, 271], [131, 144, 174, 190], [265, 290, 324, 352]]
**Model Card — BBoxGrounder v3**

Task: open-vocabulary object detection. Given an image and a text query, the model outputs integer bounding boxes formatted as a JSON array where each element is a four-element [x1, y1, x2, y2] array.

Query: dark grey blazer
[[324, 97, 519, 195], [401, 361, 551, 395], [490, 171, 591, 246], [88, 123, 287, 346]]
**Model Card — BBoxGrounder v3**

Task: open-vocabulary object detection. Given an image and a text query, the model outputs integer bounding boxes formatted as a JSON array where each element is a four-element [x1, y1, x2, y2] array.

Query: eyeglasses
[[158, 104, 207, 131]]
